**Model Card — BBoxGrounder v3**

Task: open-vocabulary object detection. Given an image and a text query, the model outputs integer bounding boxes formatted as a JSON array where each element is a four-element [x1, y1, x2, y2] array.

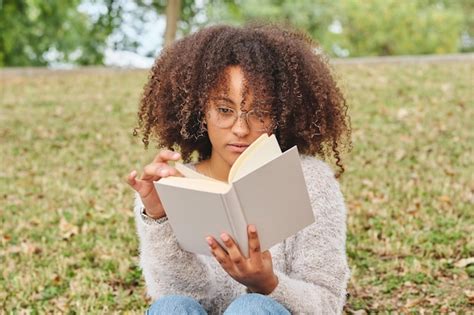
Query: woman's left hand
[[206, 224, 279, 295]]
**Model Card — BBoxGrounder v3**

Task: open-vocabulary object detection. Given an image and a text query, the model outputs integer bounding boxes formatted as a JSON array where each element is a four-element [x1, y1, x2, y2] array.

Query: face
[[204, 66, 272, 168]]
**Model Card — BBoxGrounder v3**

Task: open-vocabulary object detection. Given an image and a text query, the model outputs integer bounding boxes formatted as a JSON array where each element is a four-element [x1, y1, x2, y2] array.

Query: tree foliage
[[333, 0, 464, 56], [135, 0, 207, 37], [206, 0, 466, 57], [0, 0, 121, 66], [0, 0, 470, 66]]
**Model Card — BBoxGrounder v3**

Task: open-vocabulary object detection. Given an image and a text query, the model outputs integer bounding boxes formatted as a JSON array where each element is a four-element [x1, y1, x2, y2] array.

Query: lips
[[227, 144, 249, 153]]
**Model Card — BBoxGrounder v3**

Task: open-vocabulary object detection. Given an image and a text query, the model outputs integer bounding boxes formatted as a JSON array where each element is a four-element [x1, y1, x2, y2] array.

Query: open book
[[154, 134, 315, 257]]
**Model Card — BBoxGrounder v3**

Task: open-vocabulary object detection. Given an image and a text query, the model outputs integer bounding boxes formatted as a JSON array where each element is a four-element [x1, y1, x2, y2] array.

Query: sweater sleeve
[[267, 157, 350, 314], [133, 193, 213, 304]]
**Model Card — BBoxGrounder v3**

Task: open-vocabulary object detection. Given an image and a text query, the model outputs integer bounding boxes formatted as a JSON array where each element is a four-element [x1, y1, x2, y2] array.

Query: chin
[[226, 154, 240, 166]]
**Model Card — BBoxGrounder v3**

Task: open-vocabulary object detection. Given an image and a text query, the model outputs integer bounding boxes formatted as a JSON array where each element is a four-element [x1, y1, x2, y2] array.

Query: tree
[[0, 0, 122, 67], [206, 0, 338, 50], [134, 0, 208, 42], [164, 0, 182, 47], [205, 0, 466, 57], [333, 0, 464, 56]]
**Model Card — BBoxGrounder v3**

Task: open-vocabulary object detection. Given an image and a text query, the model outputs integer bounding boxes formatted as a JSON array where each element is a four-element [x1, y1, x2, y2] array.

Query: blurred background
[[1, 0, 473, 313], [0, 0, 473, 67]]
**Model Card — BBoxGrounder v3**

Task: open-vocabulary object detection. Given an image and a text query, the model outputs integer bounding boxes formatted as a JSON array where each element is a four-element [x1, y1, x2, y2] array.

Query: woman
[[128, 23, 351, 314]]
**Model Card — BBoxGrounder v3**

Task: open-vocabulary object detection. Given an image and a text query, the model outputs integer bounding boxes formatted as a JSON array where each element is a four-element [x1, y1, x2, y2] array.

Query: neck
[[207, 152, 232, 182]]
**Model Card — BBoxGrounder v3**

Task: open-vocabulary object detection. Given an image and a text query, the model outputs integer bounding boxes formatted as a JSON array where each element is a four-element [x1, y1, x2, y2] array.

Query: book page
[[157, 177, 231, 194], [228, 133, 269, 182], [230, 134, 282, 182], [175, 162, 220, 182]]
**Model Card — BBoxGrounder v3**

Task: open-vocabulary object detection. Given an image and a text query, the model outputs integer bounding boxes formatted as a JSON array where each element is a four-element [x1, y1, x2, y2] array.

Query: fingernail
[[249, 225, 256, 233], [206, 237, 213, 246], [173, 152, 180, 159], [160, 169, 169, 176], [221, 233, 229, 242]]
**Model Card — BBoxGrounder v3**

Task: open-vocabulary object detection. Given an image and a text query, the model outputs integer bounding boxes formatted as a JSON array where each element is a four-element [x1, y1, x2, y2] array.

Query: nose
[[231, 114, 250, 137]]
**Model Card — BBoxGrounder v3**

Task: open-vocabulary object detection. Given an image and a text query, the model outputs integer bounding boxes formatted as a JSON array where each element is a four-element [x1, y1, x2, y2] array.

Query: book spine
[[222, 188, 249, 257]]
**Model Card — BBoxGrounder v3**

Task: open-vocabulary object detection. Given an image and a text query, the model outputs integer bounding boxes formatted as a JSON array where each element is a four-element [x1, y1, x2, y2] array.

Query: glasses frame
[[206, 105, 274, 132]]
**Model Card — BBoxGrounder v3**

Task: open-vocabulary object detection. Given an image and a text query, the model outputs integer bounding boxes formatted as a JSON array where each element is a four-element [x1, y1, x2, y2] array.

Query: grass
[[1, 60, 473, 313]]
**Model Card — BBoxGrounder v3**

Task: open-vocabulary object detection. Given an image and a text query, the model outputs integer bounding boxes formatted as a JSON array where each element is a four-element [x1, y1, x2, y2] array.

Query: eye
[[250, 110, 270, 120], [216, 106, 234, 115]]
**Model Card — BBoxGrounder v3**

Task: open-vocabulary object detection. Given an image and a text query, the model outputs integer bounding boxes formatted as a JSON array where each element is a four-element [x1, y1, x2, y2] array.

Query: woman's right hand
[[127, 150, 182, 219]]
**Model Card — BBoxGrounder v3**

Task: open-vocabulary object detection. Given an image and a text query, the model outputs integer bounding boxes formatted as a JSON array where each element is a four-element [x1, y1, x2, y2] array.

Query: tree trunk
[[164, 0, 181, 47]]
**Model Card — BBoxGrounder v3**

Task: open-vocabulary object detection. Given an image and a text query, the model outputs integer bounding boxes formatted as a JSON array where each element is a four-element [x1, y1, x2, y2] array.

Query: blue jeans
[[146, 293, 290, 314]]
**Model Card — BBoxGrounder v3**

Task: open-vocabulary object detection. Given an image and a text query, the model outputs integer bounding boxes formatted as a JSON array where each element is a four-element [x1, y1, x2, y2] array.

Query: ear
[[201, 118, 208, 131]]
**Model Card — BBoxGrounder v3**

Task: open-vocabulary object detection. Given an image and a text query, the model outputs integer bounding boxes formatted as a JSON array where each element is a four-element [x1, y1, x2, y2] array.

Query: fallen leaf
[[22, 242, 42, 255], [397, 108, 409, 120], [395, 149, 406, 161], [59, 218, 79, 240], [51, 273, 61, 283], [443, 167, 455, 177], [438, 195, 451, 204], [454, 257, 474, 268], [362, 179, 373, 187], [439, 305, 449, 313], [441, 83, 452, 93], [5, 242, 41, 255], [52, 296, 68, 312], [405, 297, 424, 308], [464, 290, 474, 304], [348, 200, 362, 211], [407, 198, 422, 214], [399, 135, 413, 143]]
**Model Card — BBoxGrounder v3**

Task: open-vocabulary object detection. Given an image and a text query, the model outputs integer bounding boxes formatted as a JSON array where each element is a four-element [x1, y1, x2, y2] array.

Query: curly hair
[[134, 23, 351, 176]]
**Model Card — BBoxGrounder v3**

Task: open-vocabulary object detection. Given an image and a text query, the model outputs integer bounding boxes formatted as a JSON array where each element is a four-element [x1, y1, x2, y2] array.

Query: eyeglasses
[[207, 105, 273, 132]]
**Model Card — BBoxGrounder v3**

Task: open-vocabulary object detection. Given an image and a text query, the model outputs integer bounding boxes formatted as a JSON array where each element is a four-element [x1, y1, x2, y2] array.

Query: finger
[[220, 233, 246, 270], [141, 163, 169, 181], [153, 150, 181, 163], [126, 170, 138, 187], [247, 225, 263, 266], [157, 165, 181, 178], [142, 162, 182, 181], [206, 236, 232, 269], [262, 250, 272, 261], [167, 167, 183, 177], [127, 170, 146, 192]]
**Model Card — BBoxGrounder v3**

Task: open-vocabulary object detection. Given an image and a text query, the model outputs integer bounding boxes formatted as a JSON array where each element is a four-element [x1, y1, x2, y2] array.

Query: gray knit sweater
[[134, 155, 350, 314]]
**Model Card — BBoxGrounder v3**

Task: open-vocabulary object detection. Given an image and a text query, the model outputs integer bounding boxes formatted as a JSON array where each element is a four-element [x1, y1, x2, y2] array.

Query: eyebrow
[[211, 96, 236, 105]]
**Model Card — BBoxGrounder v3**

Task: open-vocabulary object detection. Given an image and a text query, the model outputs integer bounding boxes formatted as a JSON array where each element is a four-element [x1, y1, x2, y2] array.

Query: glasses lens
[[209, 105, 273, 131], [248, 110, 272, 131], [215, 106, 236, 128]]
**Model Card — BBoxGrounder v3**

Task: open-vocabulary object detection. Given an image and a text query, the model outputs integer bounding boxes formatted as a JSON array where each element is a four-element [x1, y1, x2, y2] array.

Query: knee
[[147, 295, 206, 315], [224, 293, 290, 315]]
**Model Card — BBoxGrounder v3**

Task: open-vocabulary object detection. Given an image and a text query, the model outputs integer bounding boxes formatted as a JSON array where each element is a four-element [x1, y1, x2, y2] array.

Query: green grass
[[1, 60, 473, 313]]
